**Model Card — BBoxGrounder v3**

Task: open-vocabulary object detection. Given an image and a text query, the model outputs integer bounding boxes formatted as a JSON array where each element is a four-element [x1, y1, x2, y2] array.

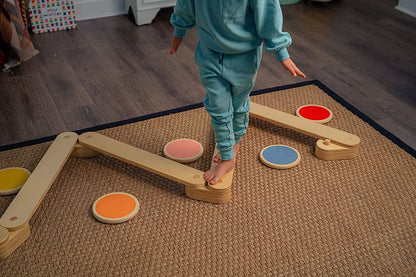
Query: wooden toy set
[[250, 103, 360, 161], [0, 102, 360, 259]]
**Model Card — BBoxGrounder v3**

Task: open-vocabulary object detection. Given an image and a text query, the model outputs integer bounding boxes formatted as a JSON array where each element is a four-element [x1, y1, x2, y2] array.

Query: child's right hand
[[280, 58, 306, 78], [170, 36, 183, 54]]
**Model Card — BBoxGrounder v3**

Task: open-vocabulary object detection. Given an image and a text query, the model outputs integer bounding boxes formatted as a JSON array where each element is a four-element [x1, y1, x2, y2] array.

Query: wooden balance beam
[[0, 131, 232, 259], [1, 102, 358, 259], [249, 102, 361, 160], [77, 132, 232, 204], [0, 132, 78, 259]]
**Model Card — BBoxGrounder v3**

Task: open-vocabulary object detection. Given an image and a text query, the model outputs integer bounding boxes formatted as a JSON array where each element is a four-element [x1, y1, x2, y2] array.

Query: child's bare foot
[[206, 143, 241, 185], [204, 159, 235, 185], [213, 143, 241, 163]]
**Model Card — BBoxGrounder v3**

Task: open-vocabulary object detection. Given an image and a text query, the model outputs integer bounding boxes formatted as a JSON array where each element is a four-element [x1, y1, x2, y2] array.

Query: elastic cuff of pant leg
[[220, 150, 234, 161]]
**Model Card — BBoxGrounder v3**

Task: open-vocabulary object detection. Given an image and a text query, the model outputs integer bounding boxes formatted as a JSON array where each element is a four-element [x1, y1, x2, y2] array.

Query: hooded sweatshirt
[[170, 0, 292, 61]]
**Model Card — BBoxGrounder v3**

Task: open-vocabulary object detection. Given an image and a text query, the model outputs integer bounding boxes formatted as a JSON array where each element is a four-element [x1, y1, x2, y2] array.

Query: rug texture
[[0, 82, 415, 276]]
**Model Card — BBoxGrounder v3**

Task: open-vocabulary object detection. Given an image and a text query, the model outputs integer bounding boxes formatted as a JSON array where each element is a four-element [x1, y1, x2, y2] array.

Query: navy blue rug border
[[1, 80, 414, 158]]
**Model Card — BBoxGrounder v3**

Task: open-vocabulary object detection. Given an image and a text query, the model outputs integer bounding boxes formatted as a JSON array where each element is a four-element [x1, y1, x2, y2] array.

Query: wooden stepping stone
[[163, 139, 204, 163], [260, 145, 301, 169], [92, 192, 140, 224], [296, 104, 333, 123], [0, 168, 30, 196]]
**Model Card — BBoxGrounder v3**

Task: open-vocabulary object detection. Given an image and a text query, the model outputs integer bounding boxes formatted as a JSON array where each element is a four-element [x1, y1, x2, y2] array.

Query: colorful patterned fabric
[[0, 0, 38, 70]]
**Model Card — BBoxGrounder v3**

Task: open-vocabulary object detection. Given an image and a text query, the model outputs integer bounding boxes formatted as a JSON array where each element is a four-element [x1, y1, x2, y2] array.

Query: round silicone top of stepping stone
[[0, 167, 30, 195], [260, 145, 301, 169], [93, 192, 140, 224], [163, 139, 204, 163], [296, 104, 333, 123]]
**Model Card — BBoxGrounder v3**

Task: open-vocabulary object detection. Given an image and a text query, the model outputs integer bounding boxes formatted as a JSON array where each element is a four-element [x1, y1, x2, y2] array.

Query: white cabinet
[[396, 0, 416, 17], [75, 0, 126, 21], [126, 0, 176, 25]]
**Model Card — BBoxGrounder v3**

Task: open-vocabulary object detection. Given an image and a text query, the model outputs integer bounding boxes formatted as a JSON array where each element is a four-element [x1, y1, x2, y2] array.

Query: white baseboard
[[75, 0, 126, 21]]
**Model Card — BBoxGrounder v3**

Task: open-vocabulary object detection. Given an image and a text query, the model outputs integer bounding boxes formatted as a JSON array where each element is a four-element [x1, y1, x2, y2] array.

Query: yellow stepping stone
[[0, 168, 30, 195]]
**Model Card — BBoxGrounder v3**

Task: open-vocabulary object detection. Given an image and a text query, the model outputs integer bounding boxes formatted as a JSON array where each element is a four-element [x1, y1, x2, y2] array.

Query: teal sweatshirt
[[170, 0, 291, 61]]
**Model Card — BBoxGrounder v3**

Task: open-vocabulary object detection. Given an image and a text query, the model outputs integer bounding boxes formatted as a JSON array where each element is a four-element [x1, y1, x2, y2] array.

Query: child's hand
[[170, 36, 183, 54], [280, 58, 306, 78]]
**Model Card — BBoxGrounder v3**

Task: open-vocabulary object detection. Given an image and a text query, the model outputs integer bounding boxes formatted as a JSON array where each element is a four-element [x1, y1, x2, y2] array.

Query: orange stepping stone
[[92, 192, 140, 224]]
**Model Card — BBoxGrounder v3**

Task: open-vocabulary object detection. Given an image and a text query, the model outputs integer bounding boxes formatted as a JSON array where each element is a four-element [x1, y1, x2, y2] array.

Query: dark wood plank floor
[[1, 0, 415, 151]]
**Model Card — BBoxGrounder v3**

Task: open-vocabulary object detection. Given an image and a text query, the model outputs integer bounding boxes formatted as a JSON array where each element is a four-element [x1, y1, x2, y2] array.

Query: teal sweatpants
[[194, 42, 263, 161]]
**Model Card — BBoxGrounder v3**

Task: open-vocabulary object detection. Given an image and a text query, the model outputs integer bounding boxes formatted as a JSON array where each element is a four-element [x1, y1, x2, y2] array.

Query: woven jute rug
[[1, 81, 415, 276]]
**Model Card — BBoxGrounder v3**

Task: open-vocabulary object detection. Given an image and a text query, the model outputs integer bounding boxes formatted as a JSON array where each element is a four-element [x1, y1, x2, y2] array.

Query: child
[[170, 0, 305, 185]]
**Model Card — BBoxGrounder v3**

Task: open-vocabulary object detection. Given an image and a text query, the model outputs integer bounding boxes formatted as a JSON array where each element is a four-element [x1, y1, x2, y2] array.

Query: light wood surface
[[78, 132, 206, 188], [70, 143, 99, 158], [0, 133, 76, 259], [315, 139, 359, 160], [0, 226, 9, 246], [0, 223, 30, 260], [185, 185, 231, 204], [250, 102, 360, 148], [250, 102, 360, 160], [0, 132, 77, 231], [79, 132, 232, 203]]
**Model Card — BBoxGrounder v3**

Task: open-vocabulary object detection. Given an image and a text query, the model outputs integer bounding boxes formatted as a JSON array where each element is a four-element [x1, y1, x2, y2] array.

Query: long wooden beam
[[0, 132, 77, 259], [1, 131, 233, 260], [78, 132, 232, 203], [78, 132, 207, 188], [0, 132, 78, 231], [249, 102, 360, 148]]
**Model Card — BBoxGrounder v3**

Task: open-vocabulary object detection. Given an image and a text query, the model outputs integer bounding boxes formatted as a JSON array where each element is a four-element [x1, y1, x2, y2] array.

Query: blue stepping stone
[[260, 145, 301, 169]]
